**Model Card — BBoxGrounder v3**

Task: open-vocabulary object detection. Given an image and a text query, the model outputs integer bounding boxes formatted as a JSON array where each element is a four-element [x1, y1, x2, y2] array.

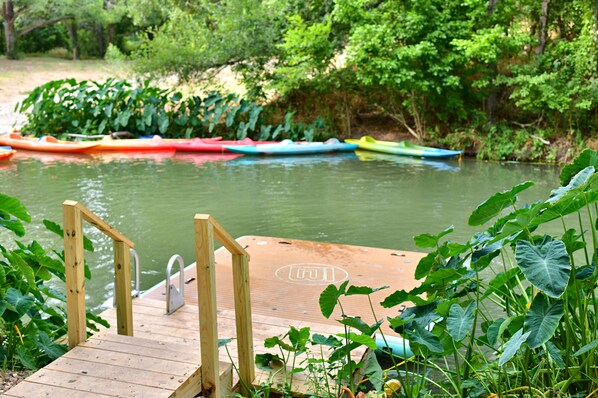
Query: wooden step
[[4, 333, 232, 398]]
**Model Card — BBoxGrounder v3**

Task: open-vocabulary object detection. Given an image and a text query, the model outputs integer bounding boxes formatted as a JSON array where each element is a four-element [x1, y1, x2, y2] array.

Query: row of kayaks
[[0, 133, 463, 159]]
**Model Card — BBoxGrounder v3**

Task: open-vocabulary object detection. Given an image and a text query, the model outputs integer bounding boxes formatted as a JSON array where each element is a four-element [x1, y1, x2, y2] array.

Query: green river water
[[0, 150, 561, 310]]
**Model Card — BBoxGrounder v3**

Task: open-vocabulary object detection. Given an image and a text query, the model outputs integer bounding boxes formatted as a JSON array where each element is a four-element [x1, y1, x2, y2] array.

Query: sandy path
[[0, 57, 125, 132]]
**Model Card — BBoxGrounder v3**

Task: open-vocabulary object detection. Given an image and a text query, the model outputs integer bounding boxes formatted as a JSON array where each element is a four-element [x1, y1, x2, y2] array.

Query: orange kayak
[[0, 147, 16, 161], [92, 135, 176, 152], [0, 133, 99, 153]]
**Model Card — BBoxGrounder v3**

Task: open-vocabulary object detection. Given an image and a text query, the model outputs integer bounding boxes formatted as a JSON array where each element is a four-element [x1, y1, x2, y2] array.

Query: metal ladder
[[165, 254, 186, 314]]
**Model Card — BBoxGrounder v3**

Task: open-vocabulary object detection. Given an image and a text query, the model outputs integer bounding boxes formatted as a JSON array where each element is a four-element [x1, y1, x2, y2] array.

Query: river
[[0, 150, 561, 310]]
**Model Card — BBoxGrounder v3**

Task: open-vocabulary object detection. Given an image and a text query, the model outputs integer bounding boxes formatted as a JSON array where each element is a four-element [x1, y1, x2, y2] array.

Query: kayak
[[0, 133, 100, 153], [345, 136, 463, 159], [224, 138, 358, 156], [92, 135, 175, 152], [0, 146, 16, 161], [170, 137, 278, 152]]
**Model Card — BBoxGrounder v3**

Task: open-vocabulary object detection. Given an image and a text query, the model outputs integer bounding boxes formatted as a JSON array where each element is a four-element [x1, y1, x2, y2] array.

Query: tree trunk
[[96, 24, 105, 57], [65, 20, 79, 60], [2, 1, 18, 59], [485, 0, 499, 123], [535, 0, 550, 56]]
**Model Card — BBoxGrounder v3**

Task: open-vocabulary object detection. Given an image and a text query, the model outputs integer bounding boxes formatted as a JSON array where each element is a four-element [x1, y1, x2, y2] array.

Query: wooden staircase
[[3, 333, 232, 398], [4, 202, 251, 398]]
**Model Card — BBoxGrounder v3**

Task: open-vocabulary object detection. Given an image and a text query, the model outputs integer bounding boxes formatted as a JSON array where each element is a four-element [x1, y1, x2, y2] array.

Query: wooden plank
[[3, 381, 115, 398], [63, 202, 87, 349], [80, 336, 201, 364], [45, 357, 189, 391], [20, 368, 171, 398], [232, 253, 254, 395], [63, 345, 199, 376], [194, 216, 220, 398], [114, 240, 133, 336]]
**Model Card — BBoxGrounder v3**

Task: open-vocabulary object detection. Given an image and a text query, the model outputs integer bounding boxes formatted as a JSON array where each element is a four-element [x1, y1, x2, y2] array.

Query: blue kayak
[[224, 138, 358, 156]]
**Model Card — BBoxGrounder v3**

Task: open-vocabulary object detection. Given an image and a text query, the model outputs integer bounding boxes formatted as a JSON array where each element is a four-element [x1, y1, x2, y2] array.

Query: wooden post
[[114, 240, 133, 336], [232, 253, 255, 395], [63, 202, 87, 349], [195, 215, 220, 398]]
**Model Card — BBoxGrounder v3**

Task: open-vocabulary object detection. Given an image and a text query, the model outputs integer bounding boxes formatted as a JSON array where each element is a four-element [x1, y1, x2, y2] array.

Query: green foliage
[[17, 79, 330, 141], [18, 25, 70, 54], [0, 193, 104, 370], [383, 149, 598, 395]]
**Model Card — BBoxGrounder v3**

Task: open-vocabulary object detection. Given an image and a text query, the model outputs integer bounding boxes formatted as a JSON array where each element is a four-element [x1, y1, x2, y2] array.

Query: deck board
[[5, 236, 422, 397]]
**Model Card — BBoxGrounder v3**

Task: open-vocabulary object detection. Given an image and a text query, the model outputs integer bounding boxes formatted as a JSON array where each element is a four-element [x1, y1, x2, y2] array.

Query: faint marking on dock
[[275, 263, 349, 285]]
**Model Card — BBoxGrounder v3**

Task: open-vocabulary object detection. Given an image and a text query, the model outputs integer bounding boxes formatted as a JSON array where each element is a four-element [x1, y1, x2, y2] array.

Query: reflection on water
[[0, 151, 561, 310], [355, 150, 461, 172]]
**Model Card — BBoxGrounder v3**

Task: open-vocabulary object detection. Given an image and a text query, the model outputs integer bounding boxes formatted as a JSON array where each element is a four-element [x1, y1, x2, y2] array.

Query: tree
[[1, 0, 70, 59]]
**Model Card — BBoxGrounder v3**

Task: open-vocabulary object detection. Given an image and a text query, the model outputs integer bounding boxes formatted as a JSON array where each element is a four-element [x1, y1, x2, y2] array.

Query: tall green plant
[[16, 79, 330, 141], [0, 193, 107, 370], [381, 149, 598, 396]]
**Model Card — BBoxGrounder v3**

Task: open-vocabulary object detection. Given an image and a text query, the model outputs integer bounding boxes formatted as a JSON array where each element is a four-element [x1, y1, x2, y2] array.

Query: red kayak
[[0, 147, 16, 161], [0, 133, 99, 153], [92, 135, 175, 152], [171, 137, 278, 152]]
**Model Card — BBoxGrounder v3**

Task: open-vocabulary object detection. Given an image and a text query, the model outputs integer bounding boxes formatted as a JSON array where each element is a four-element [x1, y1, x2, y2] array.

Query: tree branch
[[17, 16, 71, 38]]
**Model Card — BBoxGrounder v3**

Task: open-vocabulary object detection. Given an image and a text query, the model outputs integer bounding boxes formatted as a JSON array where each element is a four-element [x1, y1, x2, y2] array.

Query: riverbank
[[0, 56, 582, 163]]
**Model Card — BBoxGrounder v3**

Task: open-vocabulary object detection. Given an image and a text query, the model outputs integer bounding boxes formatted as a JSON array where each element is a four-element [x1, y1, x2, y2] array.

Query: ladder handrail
[[194, 214, 254, 398], [63, 200, 135, 350], [195, 214, 248, 255], [64, 200, 134, 247]]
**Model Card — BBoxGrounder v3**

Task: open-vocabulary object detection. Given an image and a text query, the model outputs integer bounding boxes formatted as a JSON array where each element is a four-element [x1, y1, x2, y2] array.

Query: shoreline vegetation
[[0, 56, 591, 164]]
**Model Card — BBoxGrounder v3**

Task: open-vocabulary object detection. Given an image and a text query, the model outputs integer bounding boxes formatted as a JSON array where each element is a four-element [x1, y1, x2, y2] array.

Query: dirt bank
[[0, 57, 125, 132]]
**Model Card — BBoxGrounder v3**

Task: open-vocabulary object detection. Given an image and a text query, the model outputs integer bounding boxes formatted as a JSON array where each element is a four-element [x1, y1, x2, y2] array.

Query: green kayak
[[345, 136, 463, 159]]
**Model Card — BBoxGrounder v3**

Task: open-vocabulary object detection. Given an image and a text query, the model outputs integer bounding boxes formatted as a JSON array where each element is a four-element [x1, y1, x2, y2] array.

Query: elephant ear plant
[[0, 193, 107, 371], [383, 149, 598, 396]]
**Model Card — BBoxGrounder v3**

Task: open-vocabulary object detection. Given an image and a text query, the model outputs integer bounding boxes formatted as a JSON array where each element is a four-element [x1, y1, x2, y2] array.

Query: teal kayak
[[345, 136, 463, 159], [224, 138, 358, 156]]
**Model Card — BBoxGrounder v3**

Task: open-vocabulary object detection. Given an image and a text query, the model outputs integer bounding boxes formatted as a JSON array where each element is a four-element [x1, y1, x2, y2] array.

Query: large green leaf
[[486, 318, 505, 346], [363, 350, 384, 391], [16, 346, 37, 370], [319, 281, 348, 318], [546, 342, 565, 368], [515, 239, 571, 298], [498, 328, 531, 366], [381, 287, 433, 308], [5, 288, 35, 318], [338, 317, 380, 335], [573, 338, 598, 357], [531, 174, 598, 228], [413, 226, 454, 248], [6, 252, 36, 288], [344, 333, 377, 350], [405, 323, 443, 353], [0, 216, 25, 237], [468, 181, 534, 226], [288, 326, 310, 351], [447, 302, 476, 342], [559, 149, 598, 185], [346, 285, 388, 295], [548, 166, 594, 204], [524, 294, 564, 349], [36, 332, 67, 360], [0, 193, 31, 222]]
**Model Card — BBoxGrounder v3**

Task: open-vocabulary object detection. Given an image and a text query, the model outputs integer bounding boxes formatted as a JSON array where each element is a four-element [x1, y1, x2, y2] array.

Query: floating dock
[[4, 204, 424, 397]]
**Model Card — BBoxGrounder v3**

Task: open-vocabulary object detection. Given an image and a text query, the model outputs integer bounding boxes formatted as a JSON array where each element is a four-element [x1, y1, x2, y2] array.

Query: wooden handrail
[[63, 200, 134, 349], [63, 200, 134, 247], [194, 214, 254, 398], [194, 214, 249, 256]]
